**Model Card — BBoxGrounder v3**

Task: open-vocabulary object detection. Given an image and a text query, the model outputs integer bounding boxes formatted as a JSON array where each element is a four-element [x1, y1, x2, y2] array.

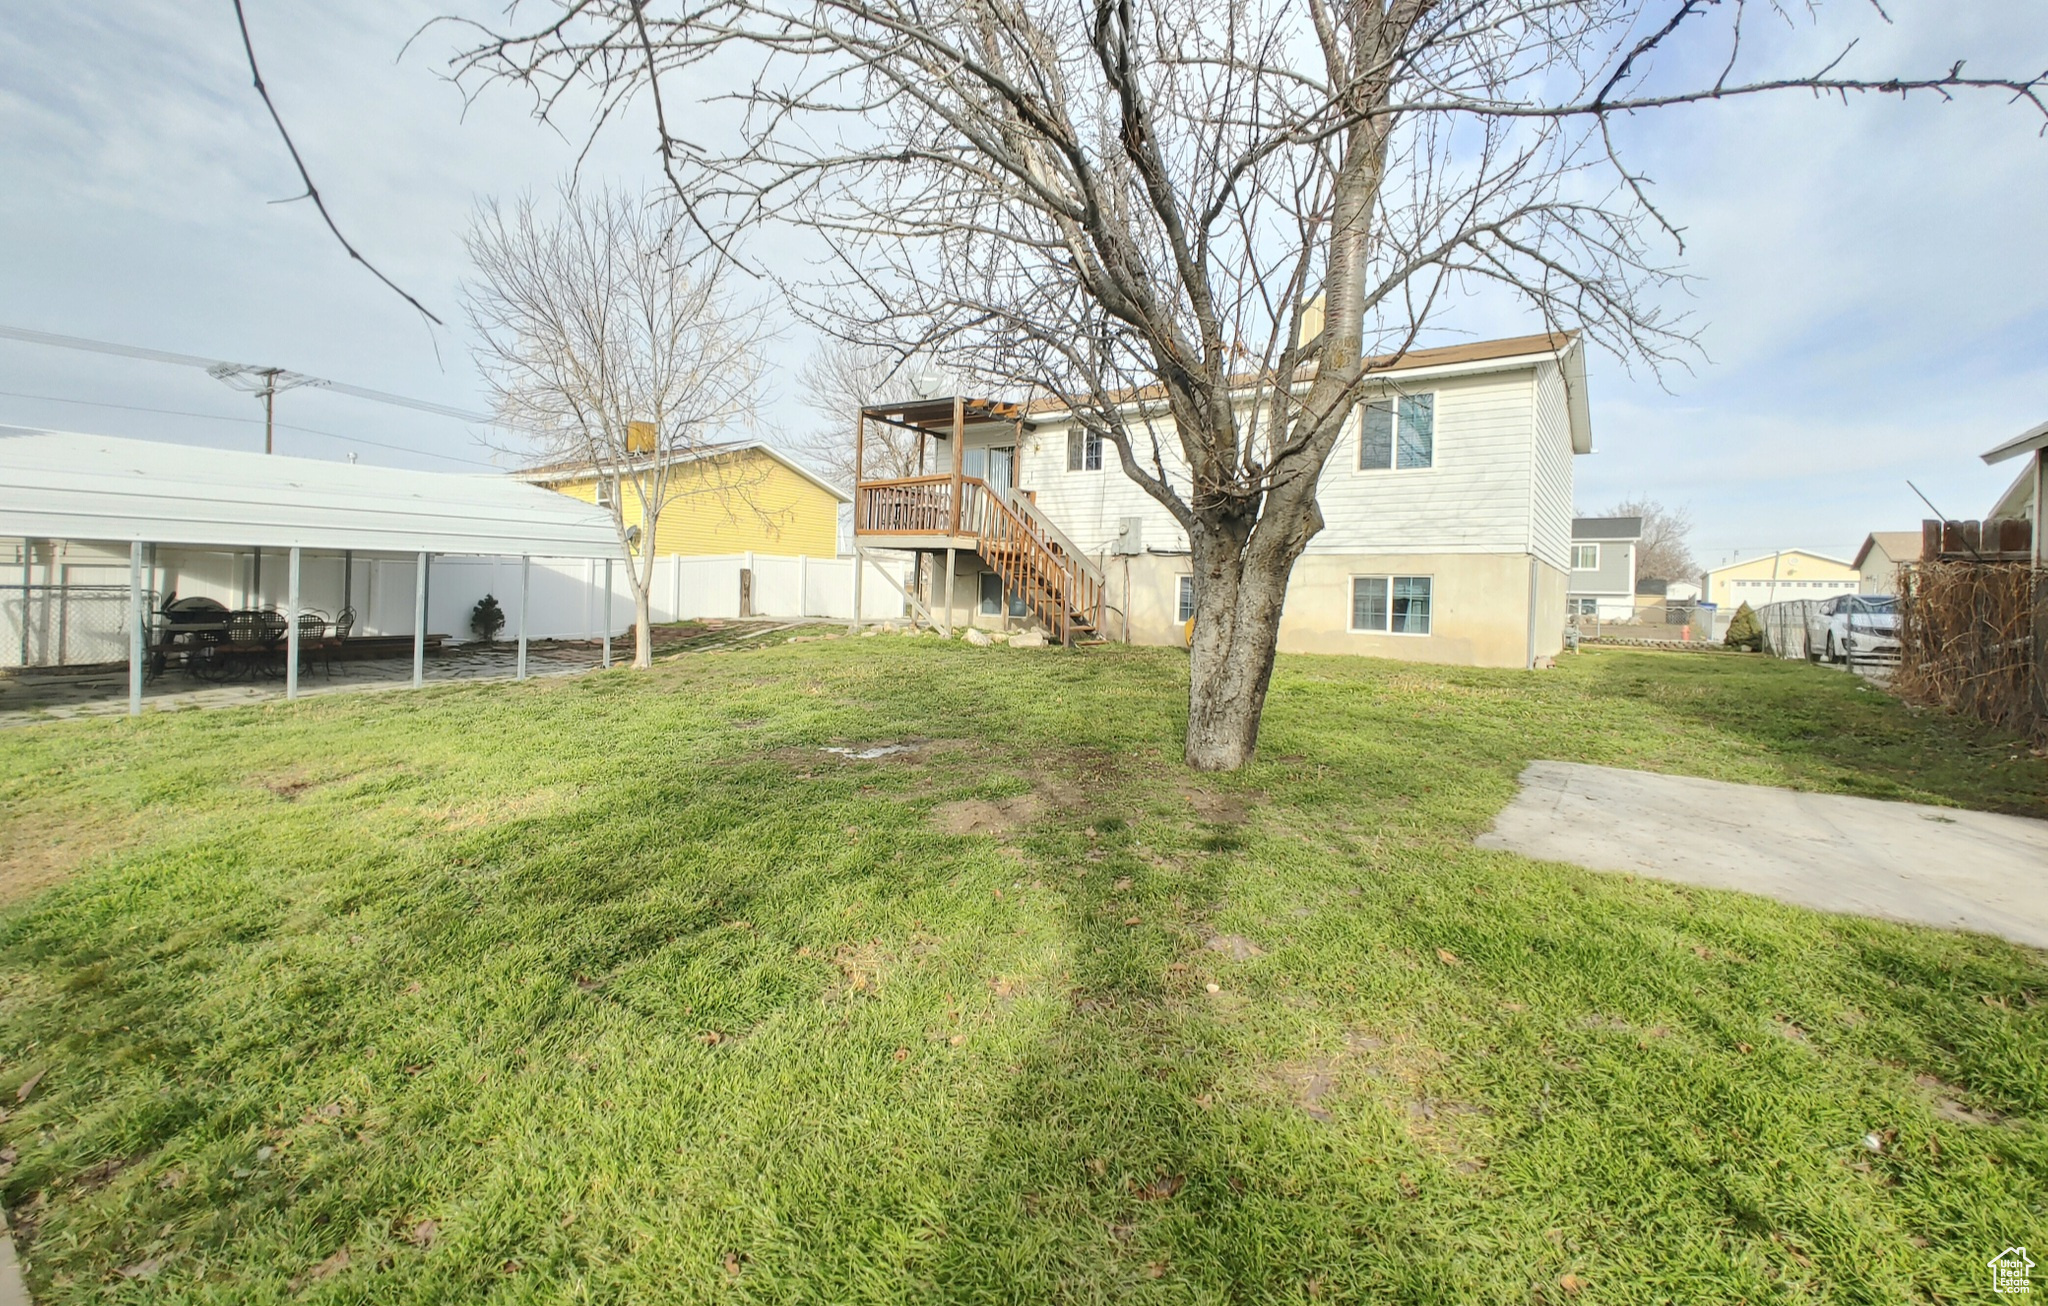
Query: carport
[[0, 427, 627, 715]]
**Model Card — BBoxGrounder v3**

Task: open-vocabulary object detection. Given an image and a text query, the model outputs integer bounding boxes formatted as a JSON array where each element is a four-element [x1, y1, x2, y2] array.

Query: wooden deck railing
[[854, 475, 956, 534]]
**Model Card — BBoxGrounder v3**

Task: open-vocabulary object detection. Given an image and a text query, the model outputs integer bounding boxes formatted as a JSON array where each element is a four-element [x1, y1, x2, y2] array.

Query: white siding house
[[856, 333, 1595, 668]]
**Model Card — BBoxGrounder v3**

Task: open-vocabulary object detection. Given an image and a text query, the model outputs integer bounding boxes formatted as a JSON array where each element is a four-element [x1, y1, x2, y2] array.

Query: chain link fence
[[3, 583, 150, 670]]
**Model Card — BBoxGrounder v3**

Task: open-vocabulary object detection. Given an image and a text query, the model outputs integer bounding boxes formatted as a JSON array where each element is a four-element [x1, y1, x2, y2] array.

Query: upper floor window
[[1572, 543, 1599, 570], [1359, 393, 1434, 471], [595, 476, 617, 509], [1066, 429, 1104, 472]]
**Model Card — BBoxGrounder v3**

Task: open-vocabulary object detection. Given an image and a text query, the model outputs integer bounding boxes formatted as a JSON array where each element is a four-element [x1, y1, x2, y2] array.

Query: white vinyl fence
[[4, 544, 912, 668]]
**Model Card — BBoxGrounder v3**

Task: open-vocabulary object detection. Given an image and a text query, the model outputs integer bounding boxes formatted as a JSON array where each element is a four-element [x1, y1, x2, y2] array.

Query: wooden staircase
[[966, 482, 1105, 645], [853, 474, 1106, 644]]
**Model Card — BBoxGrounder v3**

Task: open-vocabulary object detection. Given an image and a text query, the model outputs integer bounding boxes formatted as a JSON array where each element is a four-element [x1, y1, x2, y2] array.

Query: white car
[[1807, 595, 1898, 664]]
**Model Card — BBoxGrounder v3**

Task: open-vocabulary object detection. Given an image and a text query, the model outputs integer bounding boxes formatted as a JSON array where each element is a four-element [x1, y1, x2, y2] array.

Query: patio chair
[[326, 606, 356, 673], [295, 610, 330, 676]]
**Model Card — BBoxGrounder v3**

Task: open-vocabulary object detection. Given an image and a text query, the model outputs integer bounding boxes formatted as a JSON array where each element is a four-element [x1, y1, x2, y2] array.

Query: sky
[[1, 2, 2043, 571]]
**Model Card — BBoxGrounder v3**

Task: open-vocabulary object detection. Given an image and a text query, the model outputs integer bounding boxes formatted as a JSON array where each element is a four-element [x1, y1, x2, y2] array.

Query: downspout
[[1526, 554, 1539, 669]]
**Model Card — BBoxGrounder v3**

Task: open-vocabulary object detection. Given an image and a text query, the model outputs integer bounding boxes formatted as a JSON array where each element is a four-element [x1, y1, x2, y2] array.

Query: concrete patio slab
[[1478, 761, 2048, 949], [0, 621, 810, 729]]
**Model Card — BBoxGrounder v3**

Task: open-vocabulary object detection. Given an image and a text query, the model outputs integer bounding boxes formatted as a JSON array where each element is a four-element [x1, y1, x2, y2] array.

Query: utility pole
[[263, 369, 278, 454]]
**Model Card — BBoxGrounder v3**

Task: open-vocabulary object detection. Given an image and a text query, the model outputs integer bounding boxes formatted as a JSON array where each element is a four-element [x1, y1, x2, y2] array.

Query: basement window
[[979, 571, 1026, 618], [1351, 575, 1432, 635]]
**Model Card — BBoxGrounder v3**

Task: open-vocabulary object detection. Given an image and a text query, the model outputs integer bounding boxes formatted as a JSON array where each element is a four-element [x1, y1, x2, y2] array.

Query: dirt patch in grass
[[1260, 1028, 1462, 1132], [1271, 1056, 1344, 1120], [248, 765, 369, 803], [1913, 1073, 2007, 1125], [932, 794, 1044, 837], [820, 939, 896, 1001], [0, 806, 137, 907], [1175, 779, 1260, 824]]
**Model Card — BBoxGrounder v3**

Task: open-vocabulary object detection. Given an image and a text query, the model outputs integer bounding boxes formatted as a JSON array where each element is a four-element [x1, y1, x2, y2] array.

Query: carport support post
[[602, 558, 613, 668], [517, 555, 530, 681], [127, 540, 143, 716], [413, 552, 428, 689], [285, 546, 301, 701]]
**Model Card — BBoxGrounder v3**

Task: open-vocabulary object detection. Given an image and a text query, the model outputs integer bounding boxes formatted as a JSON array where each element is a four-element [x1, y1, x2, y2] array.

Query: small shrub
[[1723, 602, 1761, 652], [471, 594, 507, 642]]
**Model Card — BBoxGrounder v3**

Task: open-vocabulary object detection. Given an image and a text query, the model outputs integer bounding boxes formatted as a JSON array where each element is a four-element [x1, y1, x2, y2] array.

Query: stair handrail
[[1000, 488, 1105, 584]]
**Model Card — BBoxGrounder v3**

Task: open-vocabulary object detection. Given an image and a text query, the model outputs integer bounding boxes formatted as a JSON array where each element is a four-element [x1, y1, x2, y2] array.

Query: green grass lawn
[[0, 640, 2043, 1304]]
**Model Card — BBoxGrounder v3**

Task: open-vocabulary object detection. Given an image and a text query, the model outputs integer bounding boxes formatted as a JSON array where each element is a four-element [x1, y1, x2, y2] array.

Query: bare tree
[[1605, 497, 1697, 584], [452, 1, 2042, 769], [464, 184, 769, 668], [793, 338, 926, 488]]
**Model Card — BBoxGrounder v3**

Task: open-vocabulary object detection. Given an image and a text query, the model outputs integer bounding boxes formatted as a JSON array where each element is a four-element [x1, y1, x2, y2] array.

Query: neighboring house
[[1566, 516, 1640, 620], [1852, 531, 1920, 595], [1703, 550, 1860, 609], [1983, 417, 2046, 566], [848, 332, 1594, 668], [521, 440, 848, 558]]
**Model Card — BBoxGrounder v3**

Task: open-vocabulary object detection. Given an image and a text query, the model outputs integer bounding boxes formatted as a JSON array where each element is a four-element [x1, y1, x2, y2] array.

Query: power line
[[0, 387, 501, 469], [0, 323, 493, 422]]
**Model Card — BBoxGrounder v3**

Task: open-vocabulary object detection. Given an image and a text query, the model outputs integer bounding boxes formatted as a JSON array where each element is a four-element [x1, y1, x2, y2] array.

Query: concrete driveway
[[1479, 761, 2048, 949]]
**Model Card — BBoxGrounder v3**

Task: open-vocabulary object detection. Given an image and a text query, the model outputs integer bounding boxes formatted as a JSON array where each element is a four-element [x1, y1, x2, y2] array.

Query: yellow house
[[520, 440, 848, 558], [1703, 549, 1860, 609]]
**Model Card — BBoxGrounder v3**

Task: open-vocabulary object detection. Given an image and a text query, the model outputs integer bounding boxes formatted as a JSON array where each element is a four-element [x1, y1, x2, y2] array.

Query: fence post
[[128, 541, 144, 716], [798, 553, 809, 619], [517, 555, 530, 681]]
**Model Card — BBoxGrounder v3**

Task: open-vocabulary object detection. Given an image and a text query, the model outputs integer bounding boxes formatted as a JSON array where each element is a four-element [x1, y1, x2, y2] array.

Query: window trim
[[978, 570, 1026, 619], [1571, 543, 1599, 570], [1349, 573, 1433, 637], [1356, 390, 1437, 474], [1176, 575, 1195, 623], [595, 476, 616, 509], [1066, 428, 1104, 472]]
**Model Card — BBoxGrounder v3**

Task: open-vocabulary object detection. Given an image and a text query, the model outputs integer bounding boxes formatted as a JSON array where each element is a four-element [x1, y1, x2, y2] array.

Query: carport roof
[[0, 427, 626, 560]]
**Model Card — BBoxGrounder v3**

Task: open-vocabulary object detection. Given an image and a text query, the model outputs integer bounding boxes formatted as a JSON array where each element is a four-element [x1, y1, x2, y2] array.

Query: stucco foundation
[[925, 549, 1566, 669]]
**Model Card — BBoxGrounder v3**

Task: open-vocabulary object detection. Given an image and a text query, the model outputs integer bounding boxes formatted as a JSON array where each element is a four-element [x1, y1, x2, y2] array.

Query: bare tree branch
[[232, 0, 446, 326]]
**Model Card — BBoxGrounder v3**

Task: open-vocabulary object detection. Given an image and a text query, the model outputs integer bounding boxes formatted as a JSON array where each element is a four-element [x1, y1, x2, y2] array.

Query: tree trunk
[[1183, 534, 1293, 771], [632, 582, 653, 669]]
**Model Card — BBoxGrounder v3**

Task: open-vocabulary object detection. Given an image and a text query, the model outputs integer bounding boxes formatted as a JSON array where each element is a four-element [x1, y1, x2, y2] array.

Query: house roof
[[1990, 464, 2037, 520], [1702, 549, 1856, 578], [1981, 418, 2048, 465], [861, 397, 1033, 431], [1572, 515, 1642, 541], [517, 440, 851, 503], [1017, 331, 1593, 454], [0, 426, 626, 559], [1852, 531, 1921, 569]]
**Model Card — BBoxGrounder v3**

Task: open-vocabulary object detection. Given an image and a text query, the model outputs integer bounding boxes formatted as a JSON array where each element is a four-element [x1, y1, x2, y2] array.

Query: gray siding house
[[1567, 516, 1640, 620]]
